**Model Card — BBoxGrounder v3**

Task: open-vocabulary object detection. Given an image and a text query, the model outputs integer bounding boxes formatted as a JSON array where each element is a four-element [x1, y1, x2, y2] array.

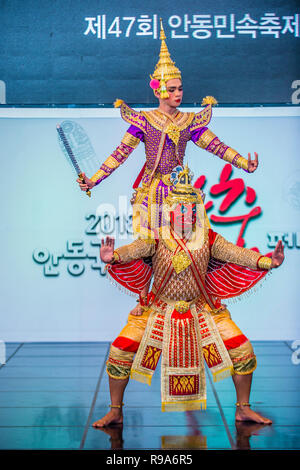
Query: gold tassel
[[212, 365, 234, 382], [159, 79, 169, 99], [130, 368, 152, 385], [162, 399, 206, 412], [201, 96, 218, 106], [114, 98, 124, 108], [160, 90, 169, 99]]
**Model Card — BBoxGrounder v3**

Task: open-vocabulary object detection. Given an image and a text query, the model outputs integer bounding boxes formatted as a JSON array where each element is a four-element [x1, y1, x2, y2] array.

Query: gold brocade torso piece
[[141, 110, 195, 175], [152, 240, 211, 301], [141, 109, 195, 139], [117, 102, 213, 177]]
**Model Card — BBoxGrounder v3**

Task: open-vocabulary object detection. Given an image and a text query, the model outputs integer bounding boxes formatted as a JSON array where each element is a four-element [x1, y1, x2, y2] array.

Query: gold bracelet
[[236, 156, 249, 171], [112, 251, 121, 263], [258, 256, 272, 270]]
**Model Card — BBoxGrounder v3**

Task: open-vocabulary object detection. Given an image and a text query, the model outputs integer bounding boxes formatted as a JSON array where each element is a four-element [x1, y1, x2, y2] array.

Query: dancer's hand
[[247, 152, 259, 173], [76, 172, 96, 191], [271, 240, 284, 268], [100, 237, 115, 263]]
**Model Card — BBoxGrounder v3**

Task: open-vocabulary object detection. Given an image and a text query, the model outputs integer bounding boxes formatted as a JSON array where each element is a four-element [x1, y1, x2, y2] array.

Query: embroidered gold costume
[[90, 21, 250, 238], [105, 167, 271, 412]]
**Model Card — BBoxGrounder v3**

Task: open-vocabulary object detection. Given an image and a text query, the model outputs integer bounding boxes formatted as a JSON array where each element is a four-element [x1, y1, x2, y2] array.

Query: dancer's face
[[156, 79, 183, 107], [170, 203, 196, 237]]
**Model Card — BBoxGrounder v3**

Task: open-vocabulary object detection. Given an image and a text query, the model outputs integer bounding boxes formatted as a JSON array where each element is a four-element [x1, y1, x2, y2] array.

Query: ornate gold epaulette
[[189, 97, 218, 132], [114, 99, 147, 133], [190, 106, 213, 132]]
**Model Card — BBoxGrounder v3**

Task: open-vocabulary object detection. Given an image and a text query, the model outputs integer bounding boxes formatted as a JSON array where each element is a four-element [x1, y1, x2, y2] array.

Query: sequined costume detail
[[114, 230, 268, 302], [90, 103, 249, 237], [106, 228, 268, 409], [91, 102, 249, 187]]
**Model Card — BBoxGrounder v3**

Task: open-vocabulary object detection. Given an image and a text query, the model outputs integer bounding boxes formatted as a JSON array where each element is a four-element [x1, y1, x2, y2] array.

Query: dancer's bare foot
[[235, 405, 272, 425], [92, 408, 123, 428]]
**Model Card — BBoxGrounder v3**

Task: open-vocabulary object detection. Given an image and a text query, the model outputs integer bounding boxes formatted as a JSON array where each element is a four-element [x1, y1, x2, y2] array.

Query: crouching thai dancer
[[92, 166, 284, 428]]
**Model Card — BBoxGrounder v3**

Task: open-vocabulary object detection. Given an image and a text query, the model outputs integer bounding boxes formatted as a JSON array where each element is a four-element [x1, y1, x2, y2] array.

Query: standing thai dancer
[[77, 20, 258, 240]]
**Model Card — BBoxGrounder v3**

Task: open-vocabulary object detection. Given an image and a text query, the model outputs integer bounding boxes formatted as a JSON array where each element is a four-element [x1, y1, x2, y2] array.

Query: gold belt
[[143, 168, 172, 186], [158, 296, 201, 313]]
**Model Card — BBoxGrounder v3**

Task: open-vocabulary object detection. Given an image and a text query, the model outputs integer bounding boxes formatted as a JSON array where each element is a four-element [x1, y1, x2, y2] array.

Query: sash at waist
[[142, 167, 173, 186], [149, 292, 227, 316], [150, 293, 206, 314]]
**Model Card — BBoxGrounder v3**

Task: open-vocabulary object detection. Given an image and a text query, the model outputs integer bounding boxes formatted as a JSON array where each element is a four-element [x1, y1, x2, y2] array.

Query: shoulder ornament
[[114, 99, 147, 133], [189, 96, 218, 132]]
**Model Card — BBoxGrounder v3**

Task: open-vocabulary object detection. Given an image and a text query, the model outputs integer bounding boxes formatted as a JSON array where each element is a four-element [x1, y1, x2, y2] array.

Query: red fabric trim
[[205, 257, 269, 299], [112, 336, 141, 353], [171, 309, 192, 320], [208, 229, 217, 247], [223, 334, 248, 351], [133, 162, 146, 189], [107, 259, 152, 295]]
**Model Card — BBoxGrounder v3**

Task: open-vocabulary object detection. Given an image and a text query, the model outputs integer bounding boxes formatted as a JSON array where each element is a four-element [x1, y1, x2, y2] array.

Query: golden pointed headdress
[[166, 165, 202, 205], [150, 19, 181, 99]]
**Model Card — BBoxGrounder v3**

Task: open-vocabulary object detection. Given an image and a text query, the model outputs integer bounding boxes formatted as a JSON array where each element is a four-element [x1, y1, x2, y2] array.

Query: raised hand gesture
[[271, 240, 284, 268], [247, 152, 259, 173], [100, 236, 115, 263]]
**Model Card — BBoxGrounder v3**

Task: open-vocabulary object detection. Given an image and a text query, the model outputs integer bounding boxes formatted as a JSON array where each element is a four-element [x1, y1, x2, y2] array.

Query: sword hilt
[[78, 173, 91, 197]]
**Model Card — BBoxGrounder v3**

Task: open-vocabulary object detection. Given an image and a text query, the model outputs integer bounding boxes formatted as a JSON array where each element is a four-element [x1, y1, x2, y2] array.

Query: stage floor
[[0, 341, 299, 450]]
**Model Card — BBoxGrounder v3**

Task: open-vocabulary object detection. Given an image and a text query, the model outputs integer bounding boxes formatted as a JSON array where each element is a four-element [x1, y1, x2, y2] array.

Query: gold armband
[[195, 129, 216, 149], [222, 147, 239, 164], [112, 251, 121, 263], [235, 156, 249, 171], [257, 256, 272, 270], [90, 169, 106, 183], [223, 149, 249, 171], [121, 132, 141, 149]]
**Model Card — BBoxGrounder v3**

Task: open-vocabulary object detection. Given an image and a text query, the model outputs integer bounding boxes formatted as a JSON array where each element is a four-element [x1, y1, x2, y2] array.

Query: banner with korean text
[[0, 0, 299, 105]]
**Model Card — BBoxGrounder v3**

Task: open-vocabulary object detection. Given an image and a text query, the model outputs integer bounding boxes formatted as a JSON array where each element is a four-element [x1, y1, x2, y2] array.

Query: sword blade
[[56, 124, 91, 197], [56, 124, 81, 175]]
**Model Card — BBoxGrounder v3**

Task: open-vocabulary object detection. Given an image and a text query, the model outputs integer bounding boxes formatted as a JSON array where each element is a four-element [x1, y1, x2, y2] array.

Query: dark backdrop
[[0, 0, 299, 105]]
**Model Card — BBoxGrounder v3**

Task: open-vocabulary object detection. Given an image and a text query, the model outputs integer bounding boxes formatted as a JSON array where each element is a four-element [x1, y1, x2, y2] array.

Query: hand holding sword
[[56, 123, 94, 197], [76, 172, 95, 193]]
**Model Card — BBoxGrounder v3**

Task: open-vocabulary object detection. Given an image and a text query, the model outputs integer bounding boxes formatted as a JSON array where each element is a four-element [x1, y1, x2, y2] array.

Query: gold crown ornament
[[161, 164, 210, 252], [166, 165, 202, 206], [149, 19, 181, 99]]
